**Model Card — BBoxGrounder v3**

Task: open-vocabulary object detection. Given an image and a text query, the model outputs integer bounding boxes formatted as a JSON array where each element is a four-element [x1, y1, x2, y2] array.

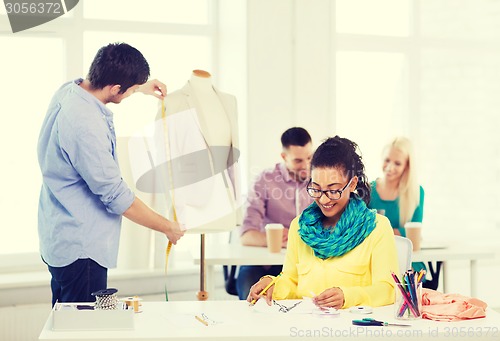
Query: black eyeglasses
[[306, 178, 354, 200]]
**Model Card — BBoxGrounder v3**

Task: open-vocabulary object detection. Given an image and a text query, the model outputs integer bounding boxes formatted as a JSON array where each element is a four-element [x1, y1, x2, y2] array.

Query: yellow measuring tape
[[162, 99, 176, 301]]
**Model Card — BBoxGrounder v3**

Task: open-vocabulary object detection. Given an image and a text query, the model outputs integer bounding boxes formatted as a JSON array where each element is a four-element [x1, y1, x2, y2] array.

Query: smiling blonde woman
[[369, 136, 424, 237]]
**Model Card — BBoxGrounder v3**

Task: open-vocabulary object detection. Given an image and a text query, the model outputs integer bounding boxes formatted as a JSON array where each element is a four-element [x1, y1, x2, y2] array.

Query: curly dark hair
[[310, 135, 371, 205], [87, 42, 150, 94]]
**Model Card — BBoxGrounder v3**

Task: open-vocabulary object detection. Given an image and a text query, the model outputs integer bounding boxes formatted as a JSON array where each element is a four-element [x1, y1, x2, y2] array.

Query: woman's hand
[[246, 276, 274, 305], [136, 79, 167, 99], [313, 287, 344, 309]]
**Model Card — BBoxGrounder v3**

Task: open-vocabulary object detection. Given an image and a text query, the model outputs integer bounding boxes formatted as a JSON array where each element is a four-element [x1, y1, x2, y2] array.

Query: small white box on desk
[[52, 303, 134, 331]]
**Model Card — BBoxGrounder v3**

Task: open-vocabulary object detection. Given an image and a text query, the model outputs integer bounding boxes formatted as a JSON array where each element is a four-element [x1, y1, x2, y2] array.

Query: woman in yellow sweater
[[247, 136, 398, 309]]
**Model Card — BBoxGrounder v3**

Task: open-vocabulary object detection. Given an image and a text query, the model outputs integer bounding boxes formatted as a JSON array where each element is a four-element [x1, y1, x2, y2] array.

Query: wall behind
[[247, 0, 333, 178], [244, 0, 500, 236]]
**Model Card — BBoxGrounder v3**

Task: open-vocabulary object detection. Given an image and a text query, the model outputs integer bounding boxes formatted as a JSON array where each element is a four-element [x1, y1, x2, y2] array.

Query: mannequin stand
[[196, 234, 209, 301]]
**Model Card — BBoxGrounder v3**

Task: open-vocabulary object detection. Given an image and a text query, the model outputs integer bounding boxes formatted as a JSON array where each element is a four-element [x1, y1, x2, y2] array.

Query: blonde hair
[[384, 137, 420, 227]]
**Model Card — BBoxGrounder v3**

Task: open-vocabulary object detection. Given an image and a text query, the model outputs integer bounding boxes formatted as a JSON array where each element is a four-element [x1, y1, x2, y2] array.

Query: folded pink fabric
[[420, 288, 487, 321]]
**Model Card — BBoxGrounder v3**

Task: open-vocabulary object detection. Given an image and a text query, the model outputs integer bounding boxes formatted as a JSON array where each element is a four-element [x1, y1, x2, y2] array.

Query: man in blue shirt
[[37, 43, 184, 306]]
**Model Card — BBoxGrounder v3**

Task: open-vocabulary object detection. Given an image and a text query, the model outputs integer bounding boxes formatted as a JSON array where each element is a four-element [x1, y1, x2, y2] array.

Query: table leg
[[205, 265, 215, 298], [470, 260, 477, 297], [442, 261, 448, 293], [197, 234, 208, 300]]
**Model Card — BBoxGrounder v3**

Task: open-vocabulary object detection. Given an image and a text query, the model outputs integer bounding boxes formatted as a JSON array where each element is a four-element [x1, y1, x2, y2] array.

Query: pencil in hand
[[249, 272, 282, 306]]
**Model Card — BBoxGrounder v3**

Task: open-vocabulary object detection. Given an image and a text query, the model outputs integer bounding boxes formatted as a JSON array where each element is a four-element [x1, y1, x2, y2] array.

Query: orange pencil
[[195, 315, 209, 326]]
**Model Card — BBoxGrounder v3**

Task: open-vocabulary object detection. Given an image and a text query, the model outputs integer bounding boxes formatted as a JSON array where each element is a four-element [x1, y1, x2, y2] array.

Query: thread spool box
[[51, 303, 134, 331]]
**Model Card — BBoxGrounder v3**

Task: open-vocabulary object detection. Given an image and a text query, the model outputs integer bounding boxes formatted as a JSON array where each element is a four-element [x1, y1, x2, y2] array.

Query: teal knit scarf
[[298, 196, 377, 259]]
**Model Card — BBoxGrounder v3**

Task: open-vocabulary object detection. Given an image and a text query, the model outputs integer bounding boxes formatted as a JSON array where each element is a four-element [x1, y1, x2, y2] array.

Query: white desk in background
[[413, 245, 494, 297], [192, 244, 495, 297], [39, 300, 500, 341], [192, 244, 286, 295]]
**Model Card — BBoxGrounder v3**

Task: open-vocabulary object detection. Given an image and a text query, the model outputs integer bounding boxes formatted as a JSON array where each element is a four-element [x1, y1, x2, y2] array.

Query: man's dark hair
[[281, 127, 312, 149], [87, 43, 150, 94]]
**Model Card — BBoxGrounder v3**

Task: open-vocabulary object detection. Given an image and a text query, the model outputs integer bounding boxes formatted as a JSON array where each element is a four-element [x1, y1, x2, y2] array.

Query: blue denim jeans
[[47, 258, 107, 306], [236, 265, 282, 300]]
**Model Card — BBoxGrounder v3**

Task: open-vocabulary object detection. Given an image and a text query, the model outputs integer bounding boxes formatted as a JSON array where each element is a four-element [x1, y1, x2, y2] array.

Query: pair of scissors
[[352, 318, 411, 327]]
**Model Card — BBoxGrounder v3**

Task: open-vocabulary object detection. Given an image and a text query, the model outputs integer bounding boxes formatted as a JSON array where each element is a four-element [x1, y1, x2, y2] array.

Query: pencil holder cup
[[394, 282, 422, 320]]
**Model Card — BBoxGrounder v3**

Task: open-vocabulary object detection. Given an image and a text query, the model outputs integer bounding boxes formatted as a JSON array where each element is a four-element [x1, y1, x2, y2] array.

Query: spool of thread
[[123, 296, 142, 313], [91, 288, 119, 310]]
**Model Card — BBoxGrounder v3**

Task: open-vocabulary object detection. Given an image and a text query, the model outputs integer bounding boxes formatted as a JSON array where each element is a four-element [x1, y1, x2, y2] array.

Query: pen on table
[[249, 272, 283, 306], [195, 315, 209, 326]]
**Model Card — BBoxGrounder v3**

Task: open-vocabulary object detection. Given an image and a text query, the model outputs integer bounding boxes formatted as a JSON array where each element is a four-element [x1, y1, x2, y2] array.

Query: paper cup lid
[[404, 222, 422, 228], [265, 223, 284, 230]]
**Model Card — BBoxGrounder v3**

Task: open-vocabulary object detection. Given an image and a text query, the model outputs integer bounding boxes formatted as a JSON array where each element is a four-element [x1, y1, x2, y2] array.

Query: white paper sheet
[[250, 298, 340, 316]]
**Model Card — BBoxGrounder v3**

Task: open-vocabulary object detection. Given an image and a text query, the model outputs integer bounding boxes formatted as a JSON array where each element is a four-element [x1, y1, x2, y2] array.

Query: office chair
[[394, 235, 413, 276], [394, 235, 441, 290], [223, 265, 238, 296], [423, 261, 441, 290]]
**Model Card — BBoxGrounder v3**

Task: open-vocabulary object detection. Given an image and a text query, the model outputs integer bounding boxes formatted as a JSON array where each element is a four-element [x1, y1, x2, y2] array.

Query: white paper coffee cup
[[404, 222, 422, 251], [265, 223, 284, 253]]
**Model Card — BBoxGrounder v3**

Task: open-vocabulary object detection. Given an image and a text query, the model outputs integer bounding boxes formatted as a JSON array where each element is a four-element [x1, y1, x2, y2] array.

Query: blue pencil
[[407, 271, 419, 316]]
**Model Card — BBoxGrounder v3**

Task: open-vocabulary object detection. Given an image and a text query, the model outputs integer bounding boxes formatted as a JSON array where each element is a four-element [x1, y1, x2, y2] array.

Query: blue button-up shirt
[[37, 79, 135, 268]]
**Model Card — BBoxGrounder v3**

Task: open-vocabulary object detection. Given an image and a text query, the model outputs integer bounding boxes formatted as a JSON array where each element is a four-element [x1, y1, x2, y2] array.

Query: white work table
[[38, 300, 500, 341]]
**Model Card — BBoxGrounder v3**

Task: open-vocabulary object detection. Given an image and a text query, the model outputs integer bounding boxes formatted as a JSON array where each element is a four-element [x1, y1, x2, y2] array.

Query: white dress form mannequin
[[153, 69, 240, 300], [189, 70, 231, 152], [189, 70, 233, 301]]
